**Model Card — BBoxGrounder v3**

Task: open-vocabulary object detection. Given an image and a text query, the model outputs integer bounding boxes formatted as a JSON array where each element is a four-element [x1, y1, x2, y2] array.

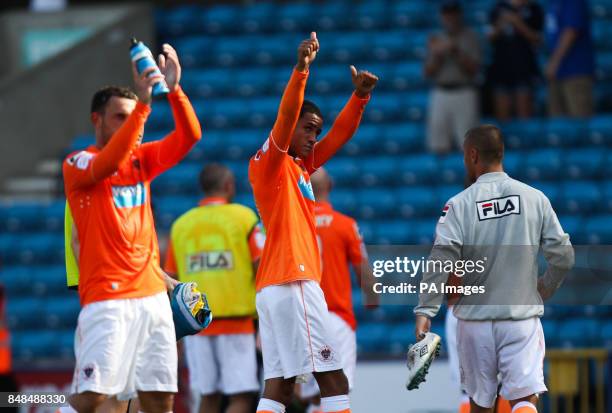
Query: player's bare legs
[[313, 370, 349, 398], [68, 392, 107, 413], [509, 395, 539, 412], [137, 391, 173, 413], [470, 399, 494, 413], [262, 377, 297, 407], [227, 393, 254, 413], [200, 394, 222, 413]]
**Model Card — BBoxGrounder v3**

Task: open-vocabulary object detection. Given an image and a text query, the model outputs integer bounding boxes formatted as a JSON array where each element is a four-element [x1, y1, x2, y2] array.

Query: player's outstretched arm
[[271, 33, 318, 151], [308, 66, 378, 171], [139, 44, 202, 180], [64, 64, 160, 190]]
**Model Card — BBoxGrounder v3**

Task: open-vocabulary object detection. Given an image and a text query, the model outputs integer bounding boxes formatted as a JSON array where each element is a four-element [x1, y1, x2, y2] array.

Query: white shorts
[[445, 308, 460, 391], [184, 333, 259, 396], [256, 280, 343, 380], [71, 292, 177, 400], [457, 317, 547, 408], [300, 311, 357, 398]]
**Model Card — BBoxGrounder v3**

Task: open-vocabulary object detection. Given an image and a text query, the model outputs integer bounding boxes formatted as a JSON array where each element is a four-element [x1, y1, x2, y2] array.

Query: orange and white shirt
[[249, 68, 369, 291], [315, 201, 366, 330], [63, 87, 201, 306]]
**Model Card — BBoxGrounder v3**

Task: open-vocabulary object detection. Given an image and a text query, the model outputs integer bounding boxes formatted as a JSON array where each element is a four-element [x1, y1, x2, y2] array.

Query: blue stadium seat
[[545, 118, 587, 147], [147, 102, 173, 132], [563, 148, 606, 179], [153, 164, 200, 195], [374, 220, 412, 244], [342, 124, 384, 156], [371, 31, 411, 61], [154, 196, 199, 230], [540, 319, 559, 348], [325, 158, 361, 187], [503, 151, 524, 178], [439, 153, 465, 185], [601, 181, 612, 213], [357, 189, 398, 219], [559, 181, 602, 214], [247, 96, 280, 128], [14, 234, 64, 265], [359, 157, 400, 187], [397, 187, 438, 218], [255, 35, 301, 65], [316, 2, 352, 31], [388, 323, 412, 356], [384, 123, 425, 154], [356, 220, 375, 243], [585, 215, 612, 244], [557, 215, 585, 244], [391, 62, 427, 91], [503, 119, 545, 149], [527, 181, 561, 207], [43, 296, 80, 329], [365, 93, 404, 123], [602, 321, 612, 347], [411, 219, 437, 244], [326, 32, 371, 63], [31, 265, 69, 297], [558, 318, 601, 347], [435, 185, 464, 207], [311, 64, 354, 95], [156, 6, 206, 38], [330, 189, 358, 217], [402, 92, 428, 121], [523, 149, 563, 181], [0, 266, 33, 297], [277, 3, 317, 32], [58, 329, 75, 360], [399, 153, 437, 185], [171, 36, 214, 68], [352, 1, 389, 30], [240, 2, 276, 33], [201, 5, 241, 35], [180, 69, 235, 98], [224, 129, 265, 161], [392, 1, 435, 28], [213, 37, 255, 67], [0, 203, 47, 233], [357, 323, 389, 354], [589, 115, 612, 146], [12, 331, 62, 360], [7, 298, 45, 330]]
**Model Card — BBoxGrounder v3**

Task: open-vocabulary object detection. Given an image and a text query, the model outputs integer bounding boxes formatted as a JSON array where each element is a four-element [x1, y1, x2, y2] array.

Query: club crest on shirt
[[82, 363, 95, 380], [297, 175, 315, 201], [476, 195, 521, 221], [67, 151, 94, 170], [317, 345, 335, 363]]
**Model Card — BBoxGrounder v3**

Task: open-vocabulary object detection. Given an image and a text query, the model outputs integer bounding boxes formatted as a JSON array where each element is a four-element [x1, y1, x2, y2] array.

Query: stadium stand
[[0, 0, 611, 366]]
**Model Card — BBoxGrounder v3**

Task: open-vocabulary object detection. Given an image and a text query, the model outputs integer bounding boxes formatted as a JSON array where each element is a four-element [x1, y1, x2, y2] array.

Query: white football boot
[[406, 332, 441, 390]]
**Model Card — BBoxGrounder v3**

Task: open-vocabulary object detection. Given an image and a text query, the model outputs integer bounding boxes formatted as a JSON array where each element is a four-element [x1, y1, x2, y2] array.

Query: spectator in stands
[[545, 0, 595, 117], [487, 0, 544, 120], [424, 0, 481, 154]]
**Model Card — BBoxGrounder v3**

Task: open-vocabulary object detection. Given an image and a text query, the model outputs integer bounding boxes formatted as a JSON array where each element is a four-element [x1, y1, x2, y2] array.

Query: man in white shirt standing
[[413, 125, 574, 413]]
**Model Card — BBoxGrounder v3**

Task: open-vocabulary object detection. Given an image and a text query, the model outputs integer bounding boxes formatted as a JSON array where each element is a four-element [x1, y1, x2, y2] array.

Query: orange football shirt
[[64, 88, 201, 306], [315, 201, 365, 330], [249, 68, 369, 291]]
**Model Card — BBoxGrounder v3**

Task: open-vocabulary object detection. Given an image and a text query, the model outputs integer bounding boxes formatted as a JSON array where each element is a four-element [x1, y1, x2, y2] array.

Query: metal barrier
[[547, 349, 608, 413]]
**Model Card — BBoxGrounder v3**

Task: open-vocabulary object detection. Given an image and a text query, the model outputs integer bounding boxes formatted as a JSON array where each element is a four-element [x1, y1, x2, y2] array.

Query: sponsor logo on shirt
[[67, 151, 94, 170], [187, 251, 234, 273], [476, 195, 521, 221], [298, 174, 315, 201], [112, 183, 146, 209]]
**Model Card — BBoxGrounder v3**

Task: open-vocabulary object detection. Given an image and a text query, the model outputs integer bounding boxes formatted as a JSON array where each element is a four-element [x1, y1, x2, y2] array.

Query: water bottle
[[129, 38, 169, 97]]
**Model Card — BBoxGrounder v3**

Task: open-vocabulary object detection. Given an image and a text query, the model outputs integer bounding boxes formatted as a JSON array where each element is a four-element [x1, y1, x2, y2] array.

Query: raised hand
[[132, 62, 165, 105], [350, 65, 379, 98], [296, 31, 320, 72], [158, 43, 181, 92]]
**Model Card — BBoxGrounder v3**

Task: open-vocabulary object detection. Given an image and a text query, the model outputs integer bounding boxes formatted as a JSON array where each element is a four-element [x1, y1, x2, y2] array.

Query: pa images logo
[[317, 345, 335, 363]]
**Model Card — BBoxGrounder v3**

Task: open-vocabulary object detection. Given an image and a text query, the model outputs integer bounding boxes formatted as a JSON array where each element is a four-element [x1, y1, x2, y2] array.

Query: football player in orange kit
[[63, 44, 201, 413], [249, 32, 378, 413], [298, 167, 378, 413]]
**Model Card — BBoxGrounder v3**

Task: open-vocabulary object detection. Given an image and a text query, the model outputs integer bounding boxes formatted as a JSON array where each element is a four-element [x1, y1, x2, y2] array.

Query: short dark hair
[[300, 99, 323, 120], [199, 163, 232, 194], [90, 86, 137, 114], [464, 125, 504, 164]]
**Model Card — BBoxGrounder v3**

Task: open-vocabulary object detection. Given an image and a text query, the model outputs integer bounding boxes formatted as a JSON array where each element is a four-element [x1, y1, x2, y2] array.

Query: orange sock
[[511, 401, 537, 413], [497, 396, 512, 413], [459, 400, 470, 413]]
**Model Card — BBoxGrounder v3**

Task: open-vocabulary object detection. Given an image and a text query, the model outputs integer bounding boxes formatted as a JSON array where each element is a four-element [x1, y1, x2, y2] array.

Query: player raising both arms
[[249, 32, 378, 413], [63, 44, 201, 413]]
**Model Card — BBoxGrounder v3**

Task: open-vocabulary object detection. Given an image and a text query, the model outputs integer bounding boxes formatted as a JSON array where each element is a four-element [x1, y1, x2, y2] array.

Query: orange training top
[[63, 87, 201, 306], [248, 68, 369, 291], [315, 201, 366, 330]]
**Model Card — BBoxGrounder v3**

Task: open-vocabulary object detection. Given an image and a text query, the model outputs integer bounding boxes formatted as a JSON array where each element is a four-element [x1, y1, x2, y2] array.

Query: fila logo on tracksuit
[[476, 195, 521, 221]]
